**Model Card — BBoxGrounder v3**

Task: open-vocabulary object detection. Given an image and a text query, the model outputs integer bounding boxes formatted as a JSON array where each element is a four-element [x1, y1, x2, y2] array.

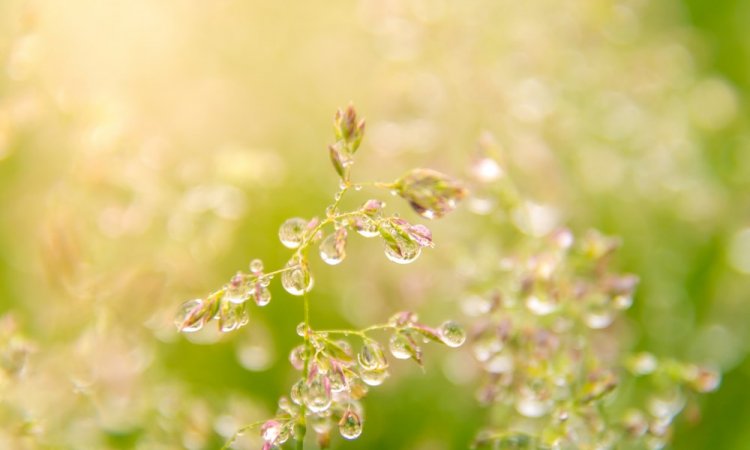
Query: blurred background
[[0, 0, 748, 448]]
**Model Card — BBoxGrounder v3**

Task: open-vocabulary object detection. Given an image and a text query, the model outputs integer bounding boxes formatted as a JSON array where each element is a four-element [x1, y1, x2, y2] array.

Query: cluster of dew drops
[[258, 312, 466, 448]]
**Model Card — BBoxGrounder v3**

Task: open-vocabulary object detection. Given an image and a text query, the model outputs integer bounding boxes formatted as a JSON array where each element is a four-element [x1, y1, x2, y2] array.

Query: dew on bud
[[389, 333, 414, 360], [249, 258, 264, 275], [439, 321, 466, 348], [394, 168, 467, 219], [219, 302, 248, 332], [304, 373, 333, 413], [357, 340, 388, 371], [281, 257, 314, 296], [261, 420, 283, 443], [360, 368, 389, 386], [278, 218, 308, 249], [329, 364, 349, 393], [338, 409, 363, 440], [225, 273, 250, 304], [387, 311, 418, 327], [353, 215, 379, 238], [319, 228, 347, 265], [175, 299, 207, 332], [383, 238, 421, 264]]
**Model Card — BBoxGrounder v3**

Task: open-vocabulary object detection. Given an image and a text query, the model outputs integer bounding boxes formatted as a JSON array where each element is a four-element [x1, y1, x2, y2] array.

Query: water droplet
[[383, 238, 421, 264], [319, 229, 347, 265], [219, 302, 248, 332], [290, 379, 304, 405], [225, 273, 250, 304], [439, 321, 466, 347], [261, 420, 283, 443], [359, 368, 389, 386], [357, 341, 387, 371], [388, 333, 413, 360], [525, 294, 558, 316], [296, 322, 307, 336], [249, 258, 264, 275], [278, 218, 308, 249], [338, 410, 362, 440], [289, 345, 306, 370], [329, 365, 349, 393], [175, 299, 206, 332], [252, 284, 272, 306], [304, 373, 332, 413], [309, 413, 332, 434], [353, 215, 379, 238], [281, 258, 314, 296]]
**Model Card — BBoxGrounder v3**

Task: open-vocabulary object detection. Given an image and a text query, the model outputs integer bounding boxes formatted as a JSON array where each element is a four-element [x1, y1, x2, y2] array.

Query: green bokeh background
[[0, 0, 748, 448]]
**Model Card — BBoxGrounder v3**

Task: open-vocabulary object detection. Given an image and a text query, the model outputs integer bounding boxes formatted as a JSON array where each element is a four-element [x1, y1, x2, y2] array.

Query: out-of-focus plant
[[175, 106, 467, 449], [460, 136, 721, 449]]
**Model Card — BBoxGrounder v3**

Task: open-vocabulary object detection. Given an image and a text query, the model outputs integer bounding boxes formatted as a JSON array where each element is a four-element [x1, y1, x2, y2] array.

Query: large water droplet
[[219, 302, 248, 332], [290, 379, 304, 405], [329, 366, 349, 393], [359, 368, 389, 386], [439, 321, 466, 348], [388, 333, 413, 360], [319, 229, 347, 265], [281, 258, 314, 296], [252, 284, 272, 306], [279, 218, 308, 249], [354, 215, 379, 238], [289, 345, 306, 370], [357, 341, 387, 371], [383, 239, 421, 264], [225, 273, 250, 304], [175, 299, 206, 332], [249, 258, 264, 275], [338, 410, 362, 440], [304, 374, 332, 413]]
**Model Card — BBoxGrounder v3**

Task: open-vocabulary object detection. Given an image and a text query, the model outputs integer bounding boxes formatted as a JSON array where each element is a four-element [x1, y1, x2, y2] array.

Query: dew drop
[[175, 299, 206, 332], [249, 258, 264, 275], [439, 321, 466, 348], [278, 218, 308, 249], [281, 258, 314, 296], [357, 341, 388, 371], [353, 215, 379, 238], [329, 366, 349, 393], [304, 374, 332, 413], [388, 333, 413, 360], [261, 420, 283, 443], [319, 229, 347, 265], [338, 410, 363, 440], [383, 238, 421, 264], [219, 302, 248, 332], [225, 273, 250, 304], [253, 284, 272, 307], [359, 368, 389, 386], [289, 345, 306, 370], [290, 379, 304, 405]]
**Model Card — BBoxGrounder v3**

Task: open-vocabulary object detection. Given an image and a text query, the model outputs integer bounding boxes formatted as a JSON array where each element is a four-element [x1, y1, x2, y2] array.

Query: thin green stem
[[316, 323, 394, 338]]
